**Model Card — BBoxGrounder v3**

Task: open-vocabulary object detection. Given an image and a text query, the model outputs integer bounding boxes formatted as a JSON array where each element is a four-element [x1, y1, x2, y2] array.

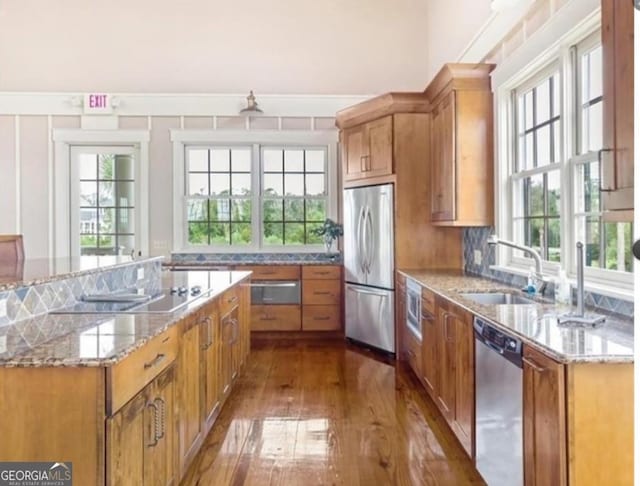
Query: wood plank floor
[[181, 339, 485, 486]]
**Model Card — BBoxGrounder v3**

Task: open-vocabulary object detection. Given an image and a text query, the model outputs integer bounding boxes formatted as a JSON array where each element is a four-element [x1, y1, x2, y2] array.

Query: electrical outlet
[[474, 250, 482, 266], [153, 240, 169, 250], [137, 268, 144, 280], [0, 298, 7, 319]]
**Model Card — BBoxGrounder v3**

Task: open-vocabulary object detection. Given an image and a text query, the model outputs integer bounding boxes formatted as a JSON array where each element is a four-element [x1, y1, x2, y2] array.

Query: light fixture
[[239, 90, 263, 115]]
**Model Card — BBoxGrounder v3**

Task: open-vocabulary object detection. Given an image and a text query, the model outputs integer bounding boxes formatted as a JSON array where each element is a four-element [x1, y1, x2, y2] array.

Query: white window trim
[[493, 7, 633, 299], [52, 129, 150, 259], [171, 130, 339, 253]]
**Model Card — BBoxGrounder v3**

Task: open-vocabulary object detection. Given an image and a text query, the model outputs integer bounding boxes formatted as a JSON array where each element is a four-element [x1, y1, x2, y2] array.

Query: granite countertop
[[0, 270, 251, 368], [398, 269, 633, 364], [166, 259, 342, 267], [0, 256, 164, 292]]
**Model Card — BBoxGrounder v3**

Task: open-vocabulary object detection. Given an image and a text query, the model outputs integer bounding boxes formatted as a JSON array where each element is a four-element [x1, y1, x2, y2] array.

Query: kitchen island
[[0, 262, 252, 486]]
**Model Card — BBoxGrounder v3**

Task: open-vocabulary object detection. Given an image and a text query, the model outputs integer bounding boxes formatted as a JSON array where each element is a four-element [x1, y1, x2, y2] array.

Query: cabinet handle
[[146, 402, 159, 447], [314, 291, 332, 295], [143, 353, 166, 370], [314, 271, 331, 275], [443, 313, 454, 342], [523, 356, 546, 373], [154, 398, 166, 440], [313, 316, 331, 321], [598, 148, 616, 192], [261, 315, 277, 321], [227, 295, 238, 304]]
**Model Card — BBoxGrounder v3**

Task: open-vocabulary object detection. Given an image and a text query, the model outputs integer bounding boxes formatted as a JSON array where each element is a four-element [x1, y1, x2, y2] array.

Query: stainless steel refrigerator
[[343, 183, 395, 353]]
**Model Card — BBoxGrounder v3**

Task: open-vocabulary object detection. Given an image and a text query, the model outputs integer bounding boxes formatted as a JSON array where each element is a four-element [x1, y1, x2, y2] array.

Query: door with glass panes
[[70, 146, 140, 257]]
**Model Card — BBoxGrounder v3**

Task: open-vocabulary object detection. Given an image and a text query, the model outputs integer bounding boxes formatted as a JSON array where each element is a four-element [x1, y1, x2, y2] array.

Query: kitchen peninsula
[[0, 257, 251, 486]]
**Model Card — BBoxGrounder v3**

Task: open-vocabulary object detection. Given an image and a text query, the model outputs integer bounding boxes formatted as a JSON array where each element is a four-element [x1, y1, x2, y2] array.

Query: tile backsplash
[[0, 259, 163, 328], [463, 227, 634, 318], [171, 252, 343, 264]]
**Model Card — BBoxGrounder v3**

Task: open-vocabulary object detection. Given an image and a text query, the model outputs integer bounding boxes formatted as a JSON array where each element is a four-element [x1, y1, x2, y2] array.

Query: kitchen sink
[[460, 292, 537, 306]]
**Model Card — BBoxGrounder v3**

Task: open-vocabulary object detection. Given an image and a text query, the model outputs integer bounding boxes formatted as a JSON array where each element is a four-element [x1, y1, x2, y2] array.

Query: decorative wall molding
[[0, 93, 371, 117]]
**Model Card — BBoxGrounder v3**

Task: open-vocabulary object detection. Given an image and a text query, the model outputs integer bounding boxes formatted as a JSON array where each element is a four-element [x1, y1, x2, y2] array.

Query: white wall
[[0, 0, 430, 95], [425, 0, 494, 79]]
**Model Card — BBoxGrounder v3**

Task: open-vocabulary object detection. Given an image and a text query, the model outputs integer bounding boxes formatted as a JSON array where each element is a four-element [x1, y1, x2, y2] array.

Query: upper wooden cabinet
[[337, 92, 431, 185], [342, 116, 393, 181], [601, 0, 634, 220], [425, 64, 495, 226]]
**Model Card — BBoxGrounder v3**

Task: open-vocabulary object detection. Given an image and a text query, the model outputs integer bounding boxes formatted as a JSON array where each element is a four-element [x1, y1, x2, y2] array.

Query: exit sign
[[83, 93, 113, 114]]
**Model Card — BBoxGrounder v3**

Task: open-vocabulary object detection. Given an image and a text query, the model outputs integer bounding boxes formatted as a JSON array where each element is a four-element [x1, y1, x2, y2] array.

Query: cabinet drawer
[[302, 305, 341, 331], [107, 325, 178, 415], [219, 286, 240, 316], [303, 280, 342, 305], [421, 288, 435, 316], [243, 265, 301, 280], [302, 265, 341, 280], [251, 305, 301, 331]]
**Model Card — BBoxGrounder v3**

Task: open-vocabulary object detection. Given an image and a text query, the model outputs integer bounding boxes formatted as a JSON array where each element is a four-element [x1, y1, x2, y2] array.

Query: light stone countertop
[[399, 269, 633, 364], [0, 270, 251, 368]]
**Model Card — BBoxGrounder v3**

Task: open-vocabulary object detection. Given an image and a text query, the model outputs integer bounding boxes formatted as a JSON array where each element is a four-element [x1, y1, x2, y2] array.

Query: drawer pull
[[313, 316, 331, 321], [314, 271, 331, 275], [227, 296, 239, 303], [314, 291, 332, 295], [523, 357, 546, 373], [261, 316, 277, 321], [162, 336, 171, 343], [144, 353, 166, 370]]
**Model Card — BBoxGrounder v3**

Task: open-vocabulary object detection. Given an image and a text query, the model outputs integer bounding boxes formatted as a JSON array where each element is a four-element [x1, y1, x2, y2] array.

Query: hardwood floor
[[181, 339, 485, 486]]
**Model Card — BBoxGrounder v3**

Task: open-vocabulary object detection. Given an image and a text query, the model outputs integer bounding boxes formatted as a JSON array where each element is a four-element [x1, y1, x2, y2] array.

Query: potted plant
[[312, 218, 343, 253]]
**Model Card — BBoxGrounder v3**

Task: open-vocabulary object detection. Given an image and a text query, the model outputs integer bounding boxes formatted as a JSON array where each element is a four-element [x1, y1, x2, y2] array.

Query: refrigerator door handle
[[365, 207, 374, 273], [348, 286, 387, 298], [356, 206, 366, 274]]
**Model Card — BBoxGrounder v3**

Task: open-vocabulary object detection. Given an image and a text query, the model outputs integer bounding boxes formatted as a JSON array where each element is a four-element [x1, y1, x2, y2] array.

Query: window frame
[[171, 130, 338, 253], [493, 12, 633, 297]]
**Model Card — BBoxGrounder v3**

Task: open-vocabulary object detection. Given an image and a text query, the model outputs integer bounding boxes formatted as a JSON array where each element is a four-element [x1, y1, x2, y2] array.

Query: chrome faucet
[[486, 235, 547, 294], [557, 242, 605, 327]]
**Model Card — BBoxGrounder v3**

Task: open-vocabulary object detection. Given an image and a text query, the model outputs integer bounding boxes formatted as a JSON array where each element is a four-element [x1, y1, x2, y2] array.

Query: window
[[262, 148, 327, 246], [572, 38, 633, 273], [512, 69, 562, 262], [499, 25, 632, 291], [186, 148, 252, 246], [181, 140, 333, 250]]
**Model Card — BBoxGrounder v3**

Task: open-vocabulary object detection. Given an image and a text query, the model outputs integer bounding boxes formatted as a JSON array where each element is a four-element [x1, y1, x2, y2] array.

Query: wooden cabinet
[[420, 288, 437, 397], [425, 64, 494, 226], [601, 0, 634, 219], [302, 265, 342, 331], [107, 365, 176, 486], [342, 116, 393, 182], [431, 92, 456, 221], [523, 345, 567, 486], [427, 296, 474, 457], [201, 301, 220, 429], [177, 313, 205, 473], [220, 304, 240, 398]]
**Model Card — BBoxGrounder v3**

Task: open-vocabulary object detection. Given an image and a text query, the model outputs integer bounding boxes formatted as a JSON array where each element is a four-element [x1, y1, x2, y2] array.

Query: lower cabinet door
[[145, 366, 176, 486], [421, 314, 438, 397], [107, 365, 176, 486], [523, 345, 567, 486]]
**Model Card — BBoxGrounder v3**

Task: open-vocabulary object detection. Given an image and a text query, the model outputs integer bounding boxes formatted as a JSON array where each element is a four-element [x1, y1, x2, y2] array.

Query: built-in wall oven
[[405, 279, 422, 340]]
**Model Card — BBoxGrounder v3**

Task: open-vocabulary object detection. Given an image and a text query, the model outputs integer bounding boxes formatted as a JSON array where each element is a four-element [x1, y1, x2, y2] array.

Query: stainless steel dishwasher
[[474, 316, 523, 486]]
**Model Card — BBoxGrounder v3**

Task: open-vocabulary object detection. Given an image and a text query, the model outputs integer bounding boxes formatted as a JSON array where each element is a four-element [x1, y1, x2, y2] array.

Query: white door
[[70, 146, 144, 257]]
